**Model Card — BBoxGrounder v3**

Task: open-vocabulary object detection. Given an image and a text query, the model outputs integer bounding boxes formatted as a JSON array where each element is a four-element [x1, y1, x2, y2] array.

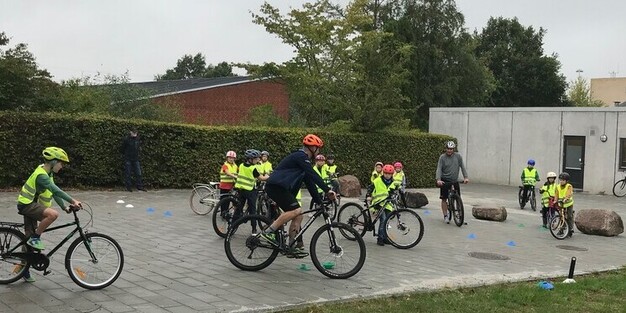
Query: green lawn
[[289, 268, 626, 313]]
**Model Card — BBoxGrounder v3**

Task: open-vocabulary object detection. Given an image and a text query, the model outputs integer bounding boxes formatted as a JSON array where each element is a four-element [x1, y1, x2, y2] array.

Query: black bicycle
[[613, 172, 626, 197], [212, 189, 265, 238], [519, 181, 537, 211], [442, 181, 466, 227], [549, 200, 574, 240], [224, 200, 366, 279], [0, 204, 124, 289], [337, 190, 424, 249]]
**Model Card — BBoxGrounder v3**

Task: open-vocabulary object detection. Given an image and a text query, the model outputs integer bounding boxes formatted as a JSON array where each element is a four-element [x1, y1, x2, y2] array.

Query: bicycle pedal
[[43, 270, 52, 276]]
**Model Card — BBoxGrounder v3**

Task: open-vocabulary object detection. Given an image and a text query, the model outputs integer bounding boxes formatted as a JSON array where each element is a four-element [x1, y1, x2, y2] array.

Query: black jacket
[[121, 136, 140, 161], [267, 149, 330, 204]]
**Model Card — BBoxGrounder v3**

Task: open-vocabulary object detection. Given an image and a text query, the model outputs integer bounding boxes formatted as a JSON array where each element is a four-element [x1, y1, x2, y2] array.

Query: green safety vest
[[556, 183, 574, 208], [393, 171, 405, 186], [324, 164, 337, 178], [296, 189, 302, 206], [234, 163, 256, 191], [17, 165, 54, 208], [313, 165, 329, 193], [522, 168, 538, 185], [370, 176, 399, 211], [540, 183, 557, 206], [220, 162, 237, 184], [258, 161, 272, 175]]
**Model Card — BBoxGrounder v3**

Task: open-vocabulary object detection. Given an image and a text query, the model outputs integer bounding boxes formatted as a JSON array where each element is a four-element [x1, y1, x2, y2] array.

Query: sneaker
[[286, 247, 309, 258], [23, 273, 35, 283], [259, 233, 279, 247], [444, 214, 450, 224], [377, 238, 385, 246], [27, 237, 45, 250]]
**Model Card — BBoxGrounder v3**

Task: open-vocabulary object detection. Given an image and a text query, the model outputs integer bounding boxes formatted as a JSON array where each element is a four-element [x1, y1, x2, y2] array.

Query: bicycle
[[224, 200, 366, 279], [549, 200, 574, 240], [612, 172, 626, 197], [212, 189, 261, 238], [189, 182, 220, 215], [308, 192, 338, 221], [0, 204, 124, 289], [518, 180, 537, 211], [442, 181, 466, 227], [337, 190, 424, 249]]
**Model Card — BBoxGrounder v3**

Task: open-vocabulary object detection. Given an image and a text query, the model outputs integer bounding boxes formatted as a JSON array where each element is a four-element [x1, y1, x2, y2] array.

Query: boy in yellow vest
[[520, 159, 540, 207], [538, 172, 557, 228], [555, 172, 575, 237], [371, 162, 383, 183], [233, 149, 269, 231], [323, 154, 339, 193], [259, 151, 273, 175], [366, 164, 399, 246], [16, 147, 81, 282]]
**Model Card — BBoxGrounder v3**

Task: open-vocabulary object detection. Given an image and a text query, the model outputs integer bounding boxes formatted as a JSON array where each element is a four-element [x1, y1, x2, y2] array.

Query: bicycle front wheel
[[549, 214, 570, 240], [385, 209, 424, 249], [336, 203, 368, 239], [613, 179, 626, 197], [452, 196, 465, 227], [0, 227, 30, 284], [310, 222, 366, 279], [212, 197, 238, 238], [224, 215, 279, 271], [65, 233, 124, 290], [530, 190, 537, 211], [190, 185, 217, 215], [518, 188, 525, 209]]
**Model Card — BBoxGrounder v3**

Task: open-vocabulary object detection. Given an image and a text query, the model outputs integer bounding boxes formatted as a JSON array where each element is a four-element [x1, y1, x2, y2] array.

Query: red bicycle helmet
[[302, 134, 324, 147], [382, 164, 395, 174], [394, 162, 403, 168]]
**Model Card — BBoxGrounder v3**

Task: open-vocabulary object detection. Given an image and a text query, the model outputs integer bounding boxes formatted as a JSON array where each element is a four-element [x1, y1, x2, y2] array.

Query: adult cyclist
[[260, 134, 336, 256], [436, 141, 469, 224]]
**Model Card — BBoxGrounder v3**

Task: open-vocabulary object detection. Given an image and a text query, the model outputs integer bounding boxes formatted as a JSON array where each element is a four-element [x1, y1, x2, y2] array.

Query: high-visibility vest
[[234, 163, 256, 191], [220, 162, 237, 183], [296, 189, 302, 207], [522, 168, 538, 185], [540, 183, 557, 206], [393, 171, 405, 186], [371, 170, 381, 183], [370, 176, 398, 211], [17, 165, 54, 208], [259, 161, 272, 175], [324, 164, 337, 178], [556, 183, 574, 208], [313, 165, 329, 193]]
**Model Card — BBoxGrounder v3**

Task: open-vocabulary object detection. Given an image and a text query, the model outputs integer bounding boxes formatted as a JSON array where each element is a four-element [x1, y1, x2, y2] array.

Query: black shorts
[[265, 184, 300, 212], [439, 182, 460, 200]]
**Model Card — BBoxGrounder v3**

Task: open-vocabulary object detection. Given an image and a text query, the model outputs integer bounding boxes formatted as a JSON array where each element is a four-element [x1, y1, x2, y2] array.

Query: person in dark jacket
[[121, 129, 146, 192]]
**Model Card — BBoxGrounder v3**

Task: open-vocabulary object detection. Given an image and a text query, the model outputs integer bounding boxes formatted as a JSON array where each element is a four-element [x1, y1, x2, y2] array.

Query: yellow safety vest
[[220, 162, 237, 184], [313, 165, 329, 193], [556, 183, 574, 208], [371, 170, 381, 183], [370, 176, 399, 211], [296, 189, 302, 207], [17, 165, 54, 208], [324, 164, 337, 177], [234, 163, 256, 191], [259, 161, 273, 175], [393, 171, 405, 186], [540, 183, 557, 206], [522, 168, 538, 185]]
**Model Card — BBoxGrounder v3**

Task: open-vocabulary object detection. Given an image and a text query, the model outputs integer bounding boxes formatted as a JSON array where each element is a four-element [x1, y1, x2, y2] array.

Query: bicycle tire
[[530, 189, 537, 211], [65, 233, 124, 290], [452, 195, 465, 227], [549, 214, 570, 240], [189, 185, 217, 215], [336, 202, 368, 239], [0, 227, 30, 284], [612, 179, 626, 197], [212, 196, 238, 238], [309, 222, 366, 279], [256, 194, 269, 218], [518, 188, 526, 209], [224, 215, 279, 271], [385, 209, 424, 249]]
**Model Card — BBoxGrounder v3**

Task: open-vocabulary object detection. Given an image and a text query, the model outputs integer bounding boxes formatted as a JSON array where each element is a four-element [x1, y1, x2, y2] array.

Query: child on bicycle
[[555, 172, 574, 237], [366, 164, 399, 246], [219, 151, 238, 218], [371, 161, 384, 183], [520, 159, 540, 204], [16, 147, 82, 282], [233, 149, 269, 232], [313, 154, 330, 196], [324, 154, 340, 193], [259, 151, 273, 175], [539, 171, 557, 228]]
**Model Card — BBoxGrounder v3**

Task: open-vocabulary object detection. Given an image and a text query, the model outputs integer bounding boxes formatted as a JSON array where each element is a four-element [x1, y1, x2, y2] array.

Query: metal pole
[[568, 257, 577, 279]]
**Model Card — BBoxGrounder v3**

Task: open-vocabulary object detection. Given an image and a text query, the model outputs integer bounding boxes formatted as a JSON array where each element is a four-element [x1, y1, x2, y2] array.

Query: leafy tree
[[156, 53, 235, 80], [567, 76, 604, 107], [246, 104, 287, 127], [475, 17, 568, 107]]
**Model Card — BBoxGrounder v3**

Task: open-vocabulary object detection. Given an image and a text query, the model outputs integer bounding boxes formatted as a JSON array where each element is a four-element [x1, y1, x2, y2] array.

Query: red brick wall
[[154, 80, 289, 125]]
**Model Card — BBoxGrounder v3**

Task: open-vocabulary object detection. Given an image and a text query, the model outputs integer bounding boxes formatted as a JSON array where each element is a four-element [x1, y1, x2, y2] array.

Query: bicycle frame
[[279, 202, 336, 251]]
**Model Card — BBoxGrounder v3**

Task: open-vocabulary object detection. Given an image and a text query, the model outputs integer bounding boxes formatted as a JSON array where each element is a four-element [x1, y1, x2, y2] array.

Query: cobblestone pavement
[[0, 184, 624, 312]]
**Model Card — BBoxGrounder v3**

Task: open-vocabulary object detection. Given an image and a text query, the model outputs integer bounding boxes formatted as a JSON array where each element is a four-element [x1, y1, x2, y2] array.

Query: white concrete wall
[[429, 107, 626, 194]]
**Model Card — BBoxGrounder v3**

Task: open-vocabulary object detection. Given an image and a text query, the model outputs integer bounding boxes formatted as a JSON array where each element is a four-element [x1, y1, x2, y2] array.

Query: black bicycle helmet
[[245, 149, 261, 159], [558, 172, 570, 181]]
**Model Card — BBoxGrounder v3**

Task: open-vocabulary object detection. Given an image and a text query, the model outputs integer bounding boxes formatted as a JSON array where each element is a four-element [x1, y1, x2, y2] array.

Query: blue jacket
[[267, 149, 330, 204]]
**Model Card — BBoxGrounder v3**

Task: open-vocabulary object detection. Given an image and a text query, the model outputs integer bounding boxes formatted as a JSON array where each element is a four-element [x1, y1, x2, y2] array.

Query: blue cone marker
[[163, 210, 172, 217], [146, 207, 155, 214], [467, 233, 476, 239], [423, 210, 431, 215], [507, 240, 516, 247]]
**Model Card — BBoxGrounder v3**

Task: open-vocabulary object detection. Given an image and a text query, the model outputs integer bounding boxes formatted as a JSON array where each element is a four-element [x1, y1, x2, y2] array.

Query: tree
[[567, 76, 604, 107], [249, 0, 411, 131], [475, 17, 568, 107], [155, 54, 235, 80]]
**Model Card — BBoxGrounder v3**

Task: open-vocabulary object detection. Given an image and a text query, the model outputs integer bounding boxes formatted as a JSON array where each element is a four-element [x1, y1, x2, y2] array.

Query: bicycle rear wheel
[[65, 233, 124, 290], [518, 187, 526, 209], [0, 227, 30, 284], [613, 179, 626, 197], [530, 190, 537, 211], [224, 215, 279, 271], [212, 197, 237, 238], [190, 185, 217, 215], [385, 209, 424, 249], [336, 203, 368, 239], [452, 196, 465, 227], [549, 214, 570, 240], [310, 222, 366, 279]]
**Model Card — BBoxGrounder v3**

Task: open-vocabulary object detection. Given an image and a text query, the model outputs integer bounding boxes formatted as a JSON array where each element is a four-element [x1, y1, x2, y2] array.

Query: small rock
[[337, 175, 361, 197], [404, 191, 429, 208], [472, 205, 507, 222]]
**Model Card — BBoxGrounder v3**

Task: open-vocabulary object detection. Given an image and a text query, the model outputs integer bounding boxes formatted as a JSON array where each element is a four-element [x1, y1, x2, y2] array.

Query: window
[[621, 138, 626, 169]]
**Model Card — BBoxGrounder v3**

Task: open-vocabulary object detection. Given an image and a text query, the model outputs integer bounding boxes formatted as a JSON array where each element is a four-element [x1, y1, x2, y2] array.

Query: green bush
[[0, 111, 453, 189]]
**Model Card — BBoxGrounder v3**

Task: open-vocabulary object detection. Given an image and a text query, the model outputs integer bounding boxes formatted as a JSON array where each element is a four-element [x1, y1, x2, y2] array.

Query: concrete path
[[0, 183, 624, 312]]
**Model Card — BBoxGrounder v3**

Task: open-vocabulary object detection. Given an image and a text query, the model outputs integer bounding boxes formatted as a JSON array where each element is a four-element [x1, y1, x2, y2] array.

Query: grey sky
[[1, 0, 624, 84]]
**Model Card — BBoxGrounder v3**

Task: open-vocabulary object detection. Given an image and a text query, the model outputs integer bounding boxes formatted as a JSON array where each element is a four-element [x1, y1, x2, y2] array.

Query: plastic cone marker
[[146, 208, 155, 214], [506, 241, 516, 247], [423, 210, 431, 215], [116, 200, 125, 204], [467, 233, 476, 239], [125, 204, 134, 208], [164, 211, 173, 217]]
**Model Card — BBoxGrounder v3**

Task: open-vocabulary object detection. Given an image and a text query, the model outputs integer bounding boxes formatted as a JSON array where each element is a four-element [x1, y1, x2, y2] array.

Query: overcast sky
[[1, 0, 624, 84]]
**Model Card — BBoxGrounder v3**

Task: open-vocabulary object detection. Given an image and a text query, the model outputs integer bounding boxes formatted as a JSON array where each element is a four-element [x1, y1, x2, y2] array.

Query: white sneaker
[[444, 214, 450, 224]]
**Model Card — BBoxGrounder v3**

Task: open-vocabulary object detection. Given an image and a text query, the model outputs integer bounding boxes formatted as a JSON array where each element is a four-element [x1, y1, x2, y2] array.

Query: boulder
[[472, 206, 507, 222], [404, 191, 429, 208], [574, 209, 624, 237], [337, 175, 361, 198]]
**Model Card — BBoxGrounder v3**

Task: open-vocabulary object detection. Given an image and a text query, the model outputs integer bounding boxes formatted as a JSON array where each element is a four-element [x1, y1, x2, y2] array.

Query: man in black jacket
[[121, 129, 146, 192]]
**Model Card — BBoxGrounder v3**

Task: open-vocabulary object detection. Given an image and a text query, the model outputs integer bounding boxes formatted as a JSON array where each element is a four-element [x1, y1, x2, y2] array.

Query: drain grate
[[556, 245, 588, 251], [468, 252, 510, 260]]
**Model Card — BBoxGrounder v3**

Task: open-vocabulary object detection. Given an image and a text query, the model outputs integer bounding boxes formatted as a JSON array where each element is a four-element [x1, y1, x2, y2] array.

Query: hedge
[[0, 111, 454, 189]]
